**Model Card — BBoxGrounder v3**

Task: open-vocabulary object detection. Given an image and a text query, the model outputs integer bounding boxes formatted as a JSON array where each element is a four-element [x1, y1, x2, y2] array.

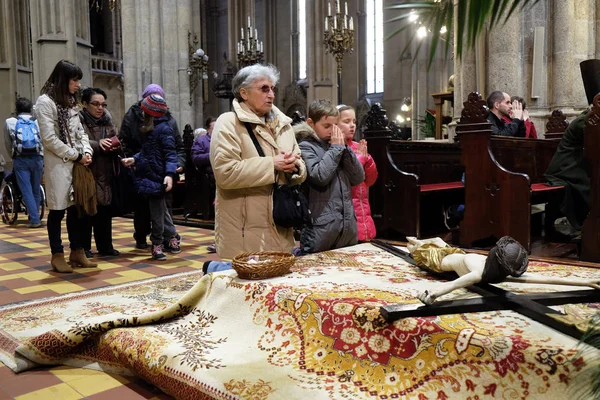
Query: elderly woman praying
[[209, 64, 307, 259]]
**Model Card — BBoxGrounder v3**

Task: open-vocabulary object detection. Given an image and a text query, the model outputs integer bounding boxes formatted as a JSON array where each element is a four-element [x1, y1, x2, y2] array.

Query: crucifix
[[371, 239, 600, 341]]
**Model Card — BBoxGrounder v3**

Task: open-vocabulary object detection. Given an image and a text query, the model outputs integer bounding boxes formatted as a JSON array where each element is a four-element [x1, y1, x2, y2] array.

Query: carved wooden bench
[[457, 93, 564, 251], [545, 109, 569, 140], [367, 134, 464, 239]]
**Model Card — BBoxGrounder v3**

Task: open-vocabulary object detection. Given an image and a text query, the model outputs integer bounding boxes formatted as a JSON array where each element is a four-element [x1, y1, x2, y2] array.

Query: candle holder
[[237, 17, 264, 68], [324, 0, 354, 104], [187, 31, 209, 106]]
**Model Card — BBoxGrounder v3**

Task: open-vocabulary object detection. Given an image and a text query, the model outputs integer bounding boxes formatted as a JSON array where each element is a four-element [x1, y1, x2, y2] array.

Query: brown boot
[[51, 253, 73, 273], [69, 249, 98, 268]]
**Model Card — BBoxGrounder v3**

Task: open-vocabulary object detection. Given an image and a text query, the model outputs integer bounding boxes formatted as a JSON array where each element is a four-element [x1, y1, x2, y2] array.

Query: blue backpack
[[15, 117, 40, 153]]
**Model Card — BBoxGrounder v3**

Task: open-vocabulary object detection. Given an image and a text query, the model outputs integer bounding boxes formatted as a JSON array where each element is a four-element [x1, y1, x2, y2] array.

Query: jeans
[[148, 195, 177, 245], [47, 206, 84, 254], [13, 155, 43, 224]]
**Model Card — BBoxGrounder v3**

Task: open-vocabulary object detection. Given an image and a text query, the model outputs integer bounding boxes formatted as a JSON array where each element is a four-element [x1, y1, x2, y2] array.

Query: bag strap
[[244, 122, 265, 157]]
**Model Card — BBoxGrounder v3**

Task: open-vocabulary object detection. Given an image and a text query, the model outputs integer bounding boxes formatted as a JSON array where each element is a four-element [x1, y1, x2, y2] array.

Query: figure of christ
[[406, 236, 600, 305]]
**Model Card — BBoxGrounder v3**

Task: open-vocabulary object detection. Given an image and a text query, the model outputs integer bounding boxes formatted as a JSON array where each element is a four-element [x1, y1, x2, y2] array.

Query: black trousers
[[81, 205, 114, 253], [47, 206, 84, 254]]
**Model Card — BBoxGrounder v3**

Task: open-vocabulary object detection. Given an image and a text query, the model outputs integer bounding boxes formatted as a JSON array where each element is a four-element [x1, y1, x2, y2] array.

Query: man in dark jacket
[[486, 91, 526, 137], [119, 84, 185, 249]]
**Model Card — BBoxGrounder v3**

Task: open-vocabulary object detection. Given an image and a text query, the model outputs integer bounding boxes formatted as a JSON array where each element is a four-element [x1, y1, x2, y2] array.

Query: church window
[[366, 0, 383, 93]]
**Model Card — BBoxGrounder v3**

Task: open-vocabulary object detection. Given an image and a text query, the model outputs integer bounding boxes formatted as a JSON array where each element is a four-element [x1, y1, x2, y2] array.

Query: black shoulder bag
[[244, 122, 311, 229]]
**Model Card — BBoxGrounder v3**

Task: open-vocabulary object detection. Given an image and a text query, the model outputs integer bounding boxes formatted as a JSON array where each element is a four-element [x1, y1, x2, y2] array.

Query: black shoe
[[136, 241, 148, 249], [152, 244, 167, 261], [84, 250, 94, 259], [98, 249, 120, 257]]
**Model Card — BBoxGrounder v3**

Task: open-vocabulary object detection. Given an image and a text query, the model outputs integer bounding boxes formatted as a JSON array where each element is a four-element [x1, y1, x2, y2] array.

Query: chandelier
[[187, 31, 209, 106], [324, 0, 354, 103], [237, 17, 264, 68]]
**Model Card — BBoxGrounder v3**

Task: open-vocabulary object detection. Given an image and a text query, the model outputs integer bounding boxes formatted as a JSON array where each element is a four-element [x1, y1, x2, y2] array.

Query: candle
[[336, 0, 340, 12], [241, 28, 244, 39], [328, 2, 331, 16], [249, 27, 252, 38], [260, 42, 263, 53], [344, 15, 347, 29], [334, 16, 337, 29], [255, 28, 258, 39], [325, 17, 328, 31], [248, 16, 251, 27], [345, 2, 348, 15], [349, 16, 353, 30]]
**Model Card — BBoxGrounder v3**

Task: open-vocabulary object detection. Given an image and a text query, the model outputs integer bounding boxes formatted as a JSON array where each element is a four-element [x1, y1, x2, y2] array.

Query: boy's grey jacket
[[294, 122, 365, 253]]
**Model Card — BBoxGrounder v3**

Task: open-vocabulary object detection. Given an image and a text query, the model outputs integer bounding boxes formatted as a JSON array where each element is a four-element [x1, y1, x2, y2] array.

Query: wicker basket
[[232, 251, 295, 280]]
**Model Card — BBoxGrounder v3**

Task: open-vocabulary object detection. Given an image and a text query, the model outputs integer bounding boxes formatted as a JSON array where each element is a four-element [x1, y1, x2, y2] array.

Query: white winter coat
[[34, 94, 92, 210]]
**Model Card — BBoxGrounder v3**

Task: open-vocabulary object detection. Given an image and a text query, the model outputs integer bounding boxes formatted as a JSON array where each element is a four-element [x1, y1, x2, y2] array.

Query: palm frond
[[385, 0, 541, 68], [571, 312, 600, 399]]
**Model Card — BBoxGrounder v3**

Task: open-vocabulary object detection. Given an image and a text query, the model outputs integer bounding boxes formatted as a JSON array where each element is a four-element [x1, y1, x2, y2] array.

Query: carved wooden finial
[[458, 92, 489, 125], [364, 103, 391, 132], [545, 109, 569, 133], [587, 92, 600, 127]]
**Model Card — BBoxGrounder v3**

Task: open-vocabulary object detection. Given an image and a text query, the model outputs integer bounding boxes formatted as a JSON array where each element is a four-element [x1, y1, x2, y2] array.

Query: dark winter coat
[[544, 112, 590, 229], [487, 112, 526, 137], [119, 101, 186, 170], [191, 133, 212, 175], [79, 110, 118, 206], [294, 122, 365, 253], [133, 116, 178, 196]]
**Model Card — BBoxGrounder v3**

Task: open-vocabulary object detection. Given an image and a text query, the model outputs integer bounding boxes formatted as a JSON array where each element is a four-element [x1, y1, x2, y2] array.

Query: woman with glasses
[[79, 87, 120, 258], [34, 60, 97, 272], [209, 64, 307, 259]]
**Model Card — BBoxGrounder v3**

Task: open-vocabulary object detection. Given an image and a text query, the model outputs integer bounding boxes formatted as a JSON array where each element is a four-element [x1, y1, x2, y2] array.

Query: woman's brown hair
[[40, 60, 83, 108]]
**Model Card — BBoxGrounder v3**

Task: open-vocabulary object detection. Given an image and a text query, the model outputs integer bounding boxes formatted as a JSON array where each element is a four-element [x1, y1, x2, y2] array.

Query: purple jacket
[[191, 134, 212, 174]]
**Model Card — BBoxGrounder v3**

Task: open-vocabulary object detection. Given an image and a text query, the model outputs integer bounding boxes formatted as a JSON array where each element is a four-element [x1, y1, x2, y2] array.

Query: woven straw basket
[[232, 251, 295, 280]]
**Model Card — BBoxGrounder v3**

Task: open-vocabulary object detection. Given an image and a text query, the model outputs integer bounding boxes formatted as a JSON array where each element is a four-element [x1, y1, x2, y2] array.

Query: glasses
[[89, 102, 108, 108], [254, 85, 277, 94]]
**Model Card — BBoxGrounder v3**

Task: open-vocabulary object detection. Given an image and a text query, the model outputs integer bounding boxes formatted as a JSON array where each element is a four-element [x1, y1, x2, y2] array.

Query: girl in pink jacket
[[337, 105, 378, 241]]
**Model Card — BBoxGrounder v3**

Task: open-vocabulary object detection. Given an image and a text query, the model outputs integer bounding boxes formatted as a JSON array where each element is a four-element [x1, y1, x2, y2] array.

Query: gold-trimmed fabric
[[0, 243, 598, 399]]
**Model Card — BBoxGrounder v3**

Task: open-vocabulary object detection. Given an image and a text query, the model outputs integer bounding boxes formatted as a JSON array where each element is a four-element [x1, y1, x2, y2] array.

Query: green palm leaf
[[386, 0, 540, 68], [573, 312, 600, 399]]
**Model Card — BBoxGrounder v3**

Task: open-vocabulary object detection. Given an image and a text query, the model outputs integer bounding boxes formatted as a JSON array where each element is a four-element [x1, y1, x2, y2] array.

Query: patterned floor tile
[[0, 216, 219, 399]]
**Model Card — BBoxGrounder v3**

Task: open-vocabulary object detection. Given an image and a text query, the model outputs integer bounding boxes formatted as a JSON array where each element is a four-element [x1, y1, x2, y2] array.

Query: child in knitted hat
[[121, 94, 180, 260]]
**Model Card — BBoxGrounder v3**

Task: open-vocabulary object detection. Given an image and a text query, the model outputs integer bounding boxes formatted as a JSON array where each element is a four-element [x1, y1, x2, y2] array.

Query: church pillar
[[30, 0, 92, 91], [307, 0, 336, 104], [551, 0, 577, 109], [121, 0, 201, 129], [486, 10, 522, 97]]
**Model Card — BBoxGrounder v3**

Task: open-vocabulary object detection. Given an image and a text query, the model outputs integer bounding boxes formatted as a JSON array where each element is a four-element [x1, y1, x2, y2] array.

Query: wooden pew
[[581, 93, 600, 262], [365, 104, 464, 239], [545, 109, 569, 140], [457, 93, 563, 251]]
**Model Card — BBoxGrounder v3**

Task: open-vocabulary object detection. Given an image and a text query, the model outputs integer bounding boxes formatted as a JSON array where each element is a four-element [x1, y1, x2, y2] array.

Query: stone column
[[551, 0, 576, 109], [30, 0, 92, 92], [121, 0, 199, 129], [307, 0, 336, 103], [486, 9, 522, 97]]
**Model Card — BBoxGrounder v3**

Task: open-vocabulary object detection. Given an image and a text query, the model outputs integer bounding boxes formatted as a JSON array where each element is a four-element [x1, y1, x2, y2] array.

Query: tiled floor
[[0, 216, 218, 399]]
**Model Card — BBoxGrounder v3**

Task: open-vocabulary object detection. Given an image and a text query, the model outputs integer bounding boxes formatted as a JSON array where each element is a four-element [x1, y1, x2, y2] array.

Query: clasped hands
[[274, 151, 301, 173]]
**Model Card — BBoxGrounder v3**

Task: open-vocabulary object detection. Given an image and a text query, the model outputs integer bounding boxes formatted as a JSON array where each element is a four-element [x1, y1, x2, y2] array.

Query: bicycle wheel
[[1, 183, 18, 225]]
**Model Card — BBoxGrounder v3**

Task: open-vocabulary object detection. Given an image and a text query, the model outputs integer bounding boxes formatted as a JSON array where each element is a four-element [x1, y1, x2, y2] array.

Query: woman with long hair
[[35, 60, 97, 272], [79, 87, 120, 258]]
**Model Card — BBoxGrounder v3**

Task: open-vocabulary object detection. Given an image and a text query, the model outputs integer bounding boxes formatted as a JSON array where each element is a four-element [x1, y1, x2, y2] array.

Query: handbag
[[243, 122, 311, 228]]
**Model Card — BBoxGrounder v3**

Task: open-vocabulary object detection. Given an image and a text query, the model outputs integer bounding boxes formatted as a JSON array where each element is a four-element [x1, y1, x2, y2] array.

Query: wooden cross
[[371, 240, 600, 340]]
